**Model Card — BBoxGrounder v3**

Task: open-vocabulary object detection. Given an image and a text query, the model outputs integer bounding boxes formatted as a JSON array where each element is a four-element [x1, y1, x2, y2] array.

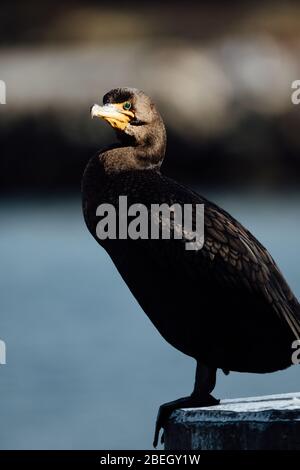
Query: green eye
[[123, 102, 131, 111]]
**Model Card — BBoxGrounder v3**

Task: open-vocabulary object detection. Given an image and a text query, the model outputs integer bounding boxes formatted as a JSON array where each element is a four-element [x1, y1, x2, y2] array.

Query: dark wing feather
[[203, 203, 300, 339], [157, 176, 300, 340]]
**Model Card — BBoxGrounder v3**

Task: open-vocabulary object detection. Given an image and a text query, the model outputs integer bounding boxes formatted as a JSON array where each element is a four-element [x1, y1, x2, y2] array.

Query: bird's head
[[91, 88, 166, 170]]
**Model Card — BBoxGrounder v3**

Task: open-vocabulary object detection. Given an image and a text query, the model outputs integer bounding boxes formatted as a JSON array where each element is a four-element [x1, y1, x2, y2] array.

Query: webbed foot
[[153, 393, 219, 448]]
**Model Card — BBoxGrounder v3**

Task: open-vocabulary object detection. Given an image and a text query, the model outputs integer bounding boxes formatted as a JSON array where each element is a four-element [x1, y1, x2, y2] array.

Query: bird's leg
[[153, 362, 219, 448]]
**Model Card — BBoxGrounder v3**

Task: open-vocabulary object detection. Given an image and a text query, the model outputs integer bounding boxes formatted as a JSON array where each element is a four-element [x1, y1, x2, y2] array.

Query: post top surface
[[171, 392, 300, 424]]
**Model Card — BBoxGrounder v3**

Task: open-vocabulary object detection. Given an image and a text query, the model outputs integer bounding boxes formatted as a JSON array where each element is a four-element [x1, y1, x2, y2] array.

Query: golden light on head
[[91, 101, 135, 131]]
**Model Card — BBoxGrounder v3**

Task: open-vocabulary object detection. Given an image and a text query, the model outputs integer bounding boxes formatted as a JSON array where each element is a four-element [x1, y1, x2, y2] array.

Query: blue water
[[0, 194, 299, 449]]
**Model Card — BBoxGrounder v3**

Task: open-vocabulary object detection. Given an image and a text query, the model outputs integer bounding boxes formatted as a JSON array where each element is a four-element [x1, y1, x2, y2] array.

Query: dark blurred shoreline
[[2, 0, 300, 194], [1, 109, 300, 195]]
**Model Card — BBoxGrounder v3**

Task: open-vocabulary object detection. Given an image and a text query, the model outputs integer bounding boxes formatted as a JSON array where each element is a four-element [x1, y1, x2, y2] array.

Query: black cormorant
[[82, 87, 300, 447]]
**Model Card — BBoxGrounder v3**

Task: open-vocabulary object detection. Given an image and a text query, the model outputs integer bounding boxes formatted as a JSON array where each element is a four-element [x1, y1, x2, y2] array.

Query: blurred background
[[0, 0, 300, 450]]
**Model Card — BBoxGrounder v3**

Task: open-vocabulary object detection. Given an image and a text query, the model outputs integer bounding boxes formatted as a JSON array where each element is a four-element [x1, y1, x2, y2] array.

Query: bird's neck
[[100, 129, 166, 174], [99, 146, 157, 173]]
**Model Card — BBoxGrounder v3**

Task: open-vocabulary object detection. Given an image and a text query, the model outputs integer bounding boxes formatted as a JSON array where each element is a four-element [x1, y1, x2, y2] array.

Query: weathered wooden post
[[164, 392, 300, 450]]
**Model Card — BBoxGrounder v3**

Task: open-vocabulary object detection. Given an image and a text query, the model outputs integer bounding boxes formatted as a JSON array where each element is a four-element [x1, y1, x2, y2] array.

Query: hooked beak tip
[[90, 104, 101, 119]]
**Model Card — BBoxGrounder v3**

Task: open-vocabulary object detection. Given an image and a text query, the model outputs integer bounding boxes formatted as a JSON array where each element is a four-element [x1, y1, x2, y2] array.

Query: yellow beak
[[91, 103, 134, 131]]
